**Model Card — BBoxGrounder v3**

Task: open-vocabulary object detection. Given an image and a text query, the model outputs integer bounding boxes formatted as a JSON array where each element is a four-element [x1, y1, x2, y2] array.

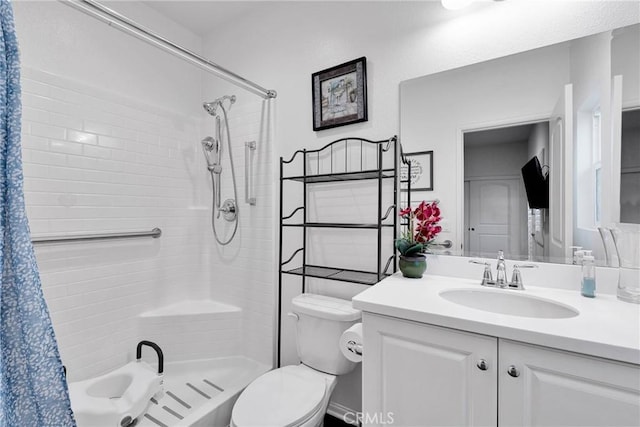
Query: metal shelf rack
[[277, 135, 407, 366]]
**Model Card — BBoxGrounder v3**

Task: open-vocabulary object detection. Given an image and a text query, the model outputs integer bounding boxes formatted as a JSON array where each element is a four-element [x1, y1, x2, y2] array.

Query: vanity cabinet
[[362, 312, 640, 427], [499, 340, 640, 427], [362, 313, 497, 426]]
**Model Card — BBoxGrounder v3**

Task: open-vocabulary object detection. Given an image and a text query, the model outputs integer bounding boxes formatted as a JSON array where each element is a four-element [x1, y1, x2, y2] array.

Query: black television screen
[[521, 156, 548, 209]]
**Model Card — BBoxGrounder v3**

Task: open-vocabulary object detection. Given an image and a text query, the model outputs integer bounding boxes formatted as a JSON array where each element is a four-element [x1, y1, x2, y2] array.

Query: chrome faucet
[[495, 250, 508, 286], [469, 250, 537, 290]]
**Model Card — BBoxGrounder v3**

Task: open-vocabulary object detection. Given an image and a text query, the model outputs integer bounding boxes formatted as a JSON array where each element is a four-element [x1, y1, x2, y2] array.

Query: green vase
[[399, 254, 427, 279]]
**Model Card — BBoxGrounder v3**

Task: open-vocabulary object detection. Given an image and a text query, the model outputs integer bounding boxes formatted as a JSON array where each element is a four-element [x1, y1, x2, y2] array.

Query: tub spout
[[136, 340, 164, 374]]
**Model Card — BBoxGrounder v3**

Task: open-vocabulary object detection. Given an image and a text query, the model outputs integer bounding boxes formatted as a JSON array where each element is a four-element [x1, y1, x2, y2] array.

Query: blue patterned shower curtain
[[0, 1, 75, 425]]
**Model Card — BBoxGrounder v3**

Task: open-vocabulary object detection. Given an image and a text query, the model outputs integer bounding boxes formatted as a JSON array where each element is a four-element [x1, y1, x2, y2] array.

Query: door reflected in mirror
[[463, 122, 549, 261]]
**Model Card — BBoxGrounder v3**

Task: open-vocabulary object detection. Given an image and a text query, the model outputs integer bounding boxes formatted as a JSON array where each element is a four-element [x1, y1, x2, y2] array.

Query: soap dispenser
[[581, 255, 596, 298]]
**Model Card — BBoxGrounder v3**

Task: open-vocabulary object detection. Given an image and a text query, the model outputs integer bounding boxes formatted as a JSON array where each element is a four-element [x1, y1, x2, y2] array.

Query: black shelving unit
[[277, 135, 408, 366]]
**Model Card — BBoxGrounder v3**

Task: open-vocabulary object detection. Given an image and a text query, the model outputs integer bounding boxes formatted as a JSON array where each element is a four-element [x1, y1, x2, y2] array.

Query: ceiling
[[145, 1, 266, 36], [464, 123, 540, 147], [144, 1, 467, 38]]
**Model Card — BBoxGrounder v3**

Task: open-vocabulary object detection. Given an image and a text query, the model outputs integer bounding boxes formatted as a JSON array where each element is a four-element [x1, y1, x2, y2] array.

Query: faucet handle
[[469, 260, 494, 285], [509, 264, 538, 290]]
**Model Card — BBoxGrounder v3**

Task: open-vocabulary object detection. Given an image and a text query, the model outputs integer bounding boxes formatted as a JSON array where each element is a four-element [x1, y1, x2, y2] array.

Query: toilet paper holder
[[346, 340, 363, 356]]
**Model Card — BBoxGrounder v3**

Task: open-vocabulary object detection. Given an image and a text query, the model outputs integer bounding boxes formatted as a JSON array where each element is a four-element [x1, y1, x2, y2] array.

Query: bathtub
[[135, 356, 269, 427]]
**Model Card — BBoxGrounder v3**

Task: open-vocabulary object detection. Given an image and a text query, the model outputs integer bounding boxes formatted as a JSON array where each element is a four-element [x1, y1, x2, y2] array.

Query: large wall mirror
[[400, 24, 639, 265]]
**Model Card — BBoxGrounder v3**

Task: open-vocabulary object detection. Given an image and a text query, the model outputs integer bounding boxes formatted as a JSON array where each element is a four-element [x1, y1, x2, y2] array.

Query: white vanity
[[352, 268, 640, 427]]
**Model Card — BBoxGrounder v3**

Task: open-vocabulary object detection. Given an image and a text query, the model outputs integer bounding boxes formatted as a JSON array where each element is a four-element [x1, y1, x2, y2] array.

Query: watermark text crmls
[[343, 411, 395, 425]]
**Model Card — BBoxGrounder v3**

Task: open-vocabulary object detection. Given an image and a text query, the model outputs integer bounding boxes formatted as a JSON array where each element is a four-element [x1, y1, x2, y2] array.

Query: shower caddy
[[278, 135, 410, 365]]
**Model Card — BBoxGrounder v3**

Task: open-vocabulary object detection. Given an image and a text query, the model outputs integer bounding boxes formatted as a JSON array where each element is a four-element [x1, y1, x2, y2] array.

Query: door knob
[[507, 365, 520, 377], [477, 359, 488, 371]]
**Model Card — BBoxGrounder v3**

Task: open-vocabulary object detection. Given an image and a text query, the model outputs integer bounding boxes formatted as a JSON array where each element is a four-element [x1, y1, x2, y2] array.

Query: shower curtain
[[0, 1, 75, 425]]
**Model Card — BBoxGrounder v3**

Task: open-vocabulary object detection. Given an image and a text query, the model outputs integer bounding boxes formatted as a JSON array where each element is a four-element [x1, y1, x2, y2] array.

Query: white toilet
[[231, 293, 362, 427]]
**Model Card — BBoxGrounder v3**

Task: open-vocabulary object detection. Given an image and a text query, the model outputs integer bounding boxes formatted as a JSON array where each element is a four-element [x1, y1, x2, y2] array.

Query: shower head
[[202, 95, 237, 116], [203, 101, 218, 116]]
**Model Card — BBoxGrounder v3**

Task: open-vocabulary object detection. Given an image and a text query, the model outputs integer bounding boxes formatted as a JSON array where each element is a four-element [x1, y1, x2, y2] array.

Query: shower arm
[[63, 0, 277, 99]]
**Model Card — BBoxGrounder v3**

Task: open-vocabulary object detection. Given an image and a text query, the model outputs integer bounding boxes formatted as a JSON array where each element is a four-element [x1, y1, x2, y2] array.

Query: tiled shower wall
[[199, 95, 276, 365], [21, 68, 275, 380]]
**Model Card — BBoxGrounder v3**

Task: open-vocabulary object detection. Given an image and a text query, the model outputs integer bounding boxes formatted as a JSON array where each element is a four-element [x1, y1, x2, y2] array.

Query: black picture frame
[[401, 150, 434, 191], [312, 57, 368, 131]]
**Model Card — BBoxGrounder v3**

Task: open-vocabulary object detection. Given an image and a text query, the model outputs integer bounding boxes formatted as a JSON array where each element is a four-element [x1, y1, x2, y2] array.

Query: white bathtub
[[136, 356, 269, 427]]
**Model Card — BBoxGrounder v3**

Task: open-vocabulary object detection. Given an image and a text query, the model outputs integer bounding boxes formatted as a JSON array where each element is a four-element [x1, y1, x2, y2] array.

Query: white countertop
[[352, 273, 640, 365]]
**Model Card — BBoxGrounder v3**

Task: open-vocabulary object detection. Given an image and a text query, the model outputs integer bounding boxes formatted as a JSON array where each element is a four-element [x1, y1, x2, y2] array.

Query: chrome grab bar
[[32, 228, 162, 244], [245, 141, 256, 205]]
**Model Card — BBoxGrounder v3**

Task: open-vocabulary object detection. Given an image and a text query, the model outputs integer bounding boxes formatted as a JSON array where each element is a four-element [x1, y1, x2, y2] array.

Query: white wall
[[197, 93, 276, 365], [201, 0, 639, 417], [612, 24, 640, 109], [528, 122, 550, 165], [464, 141, 528, 180], [16, 0, 203, 115]]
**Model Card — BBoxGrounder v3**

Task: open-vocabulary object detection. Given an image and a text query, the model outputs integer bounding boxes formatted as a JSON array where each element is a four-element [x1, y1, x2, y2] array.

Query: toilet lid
[[232, 367, 327, 427]]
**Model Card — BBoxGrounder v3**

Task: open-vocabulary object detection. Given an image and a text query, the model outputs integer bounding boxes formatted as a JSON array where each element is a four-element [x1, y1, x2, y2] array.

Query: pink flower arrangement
[[396, 200, 443, 256]]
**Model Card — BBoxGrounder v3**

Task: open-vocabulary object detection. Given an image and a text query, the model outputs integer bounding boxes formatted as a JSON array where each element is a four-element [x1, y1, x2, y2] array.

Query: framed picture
[[312, 57, 368, 131], [401, 151, 434, 191]]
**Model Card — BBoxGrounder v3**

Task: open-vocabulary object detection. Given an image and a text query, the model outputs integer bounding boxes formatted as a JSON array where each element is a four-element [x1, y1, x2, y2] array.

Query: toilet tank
[[291, 293, 361, 375]]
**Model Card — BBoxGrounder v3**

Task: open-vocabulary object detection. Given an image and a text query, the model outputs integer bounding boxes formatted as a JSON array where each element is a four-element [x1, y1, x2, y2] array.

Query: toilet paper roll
[[340, 323, 363, 363]]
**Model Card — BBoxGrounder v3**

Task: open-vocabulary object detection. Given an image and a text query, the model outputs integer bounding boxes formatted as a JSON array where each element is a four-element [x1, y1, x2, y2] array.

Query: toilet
[[231, 293, 362, 427]]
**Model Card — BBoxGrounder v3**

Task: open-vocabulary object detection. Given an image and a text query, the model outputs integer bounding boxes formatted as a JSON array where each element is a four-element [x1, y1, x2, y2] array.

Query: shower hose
[[210, 103, 239, 245]]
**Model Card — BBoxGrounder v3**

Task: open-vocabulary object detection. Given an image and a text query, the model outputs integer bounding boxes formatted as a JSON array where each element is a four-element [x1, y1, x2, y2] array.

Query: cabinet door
[[499, 340, 640, 426], [362, 313, 497, 427]]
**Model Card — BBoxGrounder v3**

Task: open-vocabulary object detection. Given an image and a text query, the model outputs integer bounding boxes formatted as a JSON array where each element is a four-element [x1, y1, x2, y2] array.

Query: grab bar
[[136, 340, 164, 374], [245, 140, 256, 205], [31, 228, 162, 244]]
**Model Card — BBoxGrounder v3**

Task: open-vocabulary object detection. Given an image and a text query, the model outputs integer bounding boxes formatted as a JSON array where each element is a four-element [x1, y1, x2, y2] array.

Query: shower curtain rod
[[62, 0, 277, 99]]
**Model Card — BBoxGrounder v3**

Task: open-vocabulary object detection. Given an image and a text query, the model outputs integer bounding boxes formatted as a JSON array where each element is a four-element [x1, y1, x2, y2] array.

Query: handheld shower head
[[202, 95, 236, 116], [203, 102, 218, 116]]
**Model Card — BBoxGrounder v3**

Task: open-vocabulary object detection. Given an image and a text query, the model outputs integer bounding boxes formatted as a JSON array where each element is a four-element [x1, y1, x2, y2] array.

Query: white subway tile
[[30, 122, 66, 140], [23, 71, 274, 380], [82, 144, 111, 159], [67, 129, 98, 145], [50, 140, 83, 156]]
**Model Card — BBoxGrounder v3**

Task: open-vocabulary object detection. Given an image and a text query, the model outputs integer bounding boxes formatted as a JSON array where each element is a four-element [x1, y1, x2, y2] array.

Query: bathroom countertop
[[352, 274, 640, 365]]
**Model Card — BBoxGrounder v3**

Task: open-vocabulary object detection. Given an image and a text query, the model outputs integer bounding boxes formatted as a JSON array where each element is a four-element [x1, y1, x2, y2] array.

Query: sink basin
[[439, 289, 579, 319]]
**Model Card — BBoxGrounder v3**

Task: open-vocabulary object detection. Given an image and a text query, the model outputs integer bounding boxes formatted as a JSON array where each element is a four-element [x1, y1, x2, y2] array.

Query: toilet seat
[[231, 365, 328, 427]]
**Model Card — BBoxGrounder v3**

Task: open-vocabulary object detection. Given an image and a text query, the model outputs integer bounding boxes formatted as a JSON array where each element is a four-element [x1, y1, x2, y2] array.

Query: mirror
[[400, 23, 639, 265]]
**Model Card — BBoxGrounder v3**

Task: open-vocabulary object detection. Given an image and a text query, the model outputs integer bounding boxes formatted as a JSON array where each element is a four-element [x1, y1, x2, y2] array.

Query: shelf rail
[[32, 228, 162, 245]]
